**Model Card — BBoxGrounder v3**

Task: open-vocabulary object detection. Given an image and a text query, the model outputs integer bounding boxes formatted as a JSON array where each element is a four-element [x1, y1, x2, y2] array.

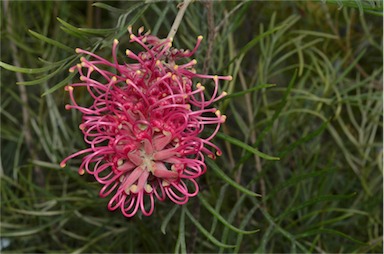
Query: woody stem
[[167, 0, 192, 39]]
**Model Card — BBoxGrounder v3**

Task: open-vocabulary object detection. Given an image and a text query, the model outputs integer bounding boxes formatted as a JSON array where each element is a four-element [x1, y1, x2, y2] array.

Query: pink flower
[[60, 26, 232, 217]]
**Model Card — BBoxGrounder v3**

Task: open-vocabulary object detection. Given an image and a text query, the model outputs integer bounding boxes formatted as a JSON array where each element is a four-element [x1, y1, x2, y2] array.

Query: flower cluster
[[61, 26, 232, 217]]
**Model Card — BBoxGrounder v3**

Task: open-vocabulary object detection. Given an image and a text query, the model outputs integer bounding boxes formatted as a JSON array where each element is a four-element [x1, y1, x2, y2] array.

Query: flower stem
[[167, 0, 192, 39]]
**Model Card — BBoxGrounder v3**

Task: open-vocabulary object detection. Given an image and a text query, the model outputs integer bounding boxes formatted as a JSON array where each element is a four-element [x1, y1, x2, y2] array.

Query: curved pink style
[[61, 27, 232, 217]]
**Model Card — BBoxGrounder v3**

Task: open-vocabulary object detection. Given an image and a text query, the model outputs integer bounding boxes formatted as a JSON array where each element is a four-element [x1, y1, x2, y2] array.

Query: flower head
[[61, 27, 232, 217]]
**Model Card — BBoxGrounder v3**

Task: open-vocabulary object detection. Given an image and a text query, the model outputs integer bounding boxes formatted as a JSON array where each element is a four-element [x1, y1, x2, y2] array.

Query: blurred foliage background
[[1, 0, 383, 253]]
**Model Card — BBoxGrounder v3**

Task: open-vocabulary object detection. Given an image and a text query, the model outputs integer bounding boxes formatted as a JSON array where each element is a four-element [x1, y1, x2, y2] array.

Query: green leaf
[[218, 194, 248, 253], [57, 17, 88, 39], [174, 207, 187, 254], [92, 2, 129, 14], [295, 228, 368, 245], [41, 71, 76, 96], [278, 119, 330, 158], [216, 132, 279, 160], [226, 25, 285, 67], [7, 207, 64, 216], [2, 227, 45, 237], [185, 209, 236, 249], [71, 228, 127, 254], [322, 0, 383, 16], [206, 159, 261, 197], [234, 206, 259, 253], [277, 193, 357, 221], [229, 103, 249, 137], [77, 28, 117, 36], [28, 29, 73, 52], [292, 30, 339, 39], [253, 199, 310, 253], [151, 3, 171, 35], [223, 84, 276, 100], [266, 169, 336, 200], [161, 206, 179, 235], [1, 216, 63, 237], [198, 195, 259, 235], [255, 69, 297, 146], [0, 56, 75, 74], [209, 184, 229, 234], [16, 56, 77, 86], [0, 61, 60, 74], [334, 49, 367, 85]]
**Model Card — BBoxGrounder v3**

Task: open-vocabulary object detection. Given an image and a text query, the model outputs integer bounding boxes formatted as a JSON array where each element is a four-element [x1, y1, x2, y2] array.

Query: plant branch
[[167, 0, 192, 39], [202, 0, 215, 77], [3, 0, 45, 188]]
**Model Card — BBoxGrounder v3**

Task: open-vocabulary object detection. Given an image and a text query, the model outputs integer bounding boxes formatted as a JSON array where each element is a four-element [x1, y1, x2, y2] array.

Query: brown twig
[[3, 0, 45, 188], [167, 0, 192, 39], [237, 68, 266, 203], [214, 1, 247, 34], [321, 4, 371, 79], [202, 0, 215, 77]]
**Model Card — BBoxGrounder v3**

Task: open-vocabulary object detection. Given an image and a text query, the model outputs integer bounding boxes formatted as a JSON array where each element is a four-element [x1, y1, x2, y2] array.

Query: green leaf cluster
[[1, 1, 382, 253]]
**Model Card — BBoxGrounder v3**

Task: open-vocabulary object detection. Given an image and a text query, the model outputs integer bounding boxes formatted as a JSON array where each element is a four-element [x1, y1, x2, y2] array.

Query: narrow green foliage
[[28, 29, 73, 52], [91, 2, 130, 14], [234, 206, 259, 253], [255, 69, 297, 146], [266, 169, 337, 200], [174, 207, 187, 254], [16, 56, 77, 86], [223, 84, 276, 100], [323, 0, 383, 15], [41, 71, 77, 96], [0, 60, 66, 74], [295, 228, 368, 245], [206, 159, 261, 197], [276, 193, 357, 221], [216, 132, 279, 160], [1, 1, 382, 253], [225, 25, 285, 68], [278, 119, 330, 158], [198, 195, 259, 235], [161, 206, 179, 235], [57, 17, 90, 39], [185, 209, 236, 249]]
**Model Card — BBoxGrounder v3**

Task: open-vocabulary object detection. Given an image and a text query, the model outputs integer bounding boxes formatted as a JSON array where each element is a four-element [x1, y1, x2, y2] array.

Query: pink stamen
[[62, 27, 231, 218]]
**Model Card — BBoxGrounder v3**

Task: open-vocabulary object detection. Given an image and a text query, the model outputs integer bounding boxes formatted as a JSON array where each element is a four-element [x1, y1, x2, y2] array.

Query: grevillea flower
[[60, 26, 232, 217]]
